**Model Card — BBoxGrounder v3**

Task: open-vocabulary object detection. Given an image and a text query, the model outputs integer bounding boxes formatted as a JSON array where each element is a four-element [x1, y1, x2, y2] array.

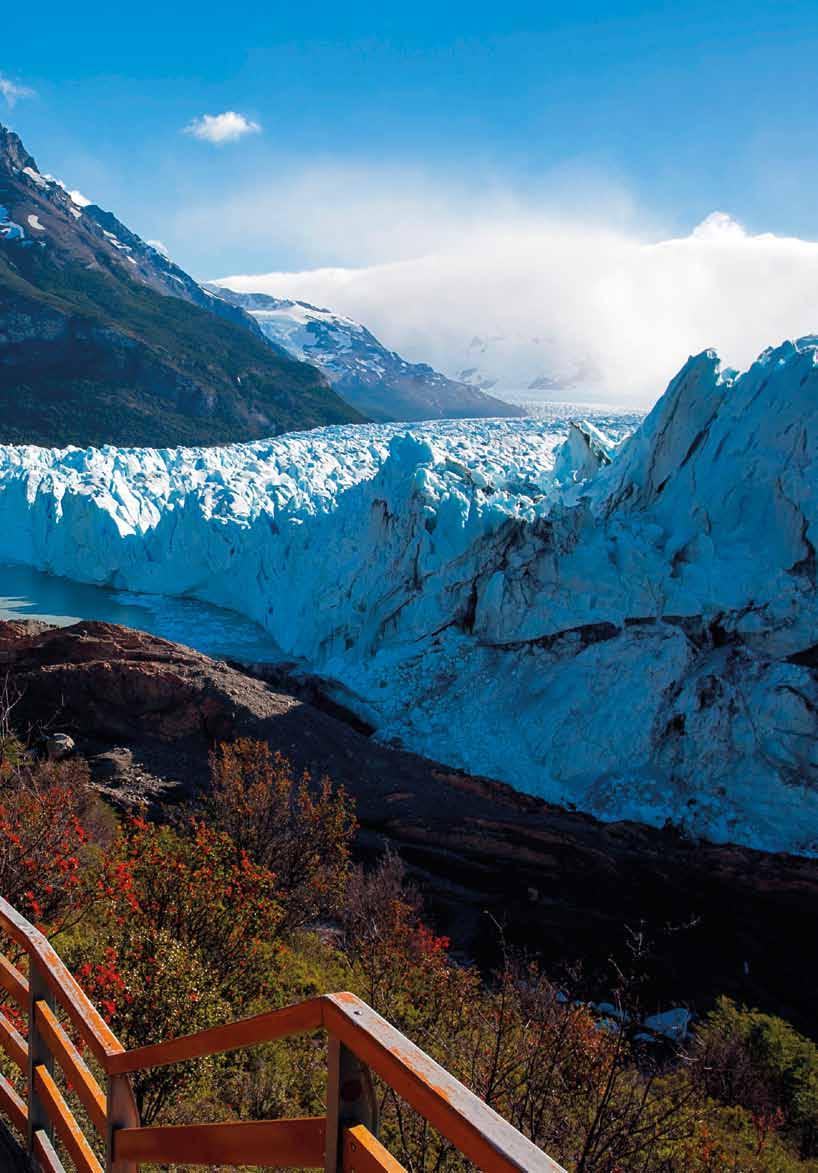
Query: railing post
[[26, 962, 55, 1155], [107, 1073, 139, 1173], [324, 1034, 378, 1172]]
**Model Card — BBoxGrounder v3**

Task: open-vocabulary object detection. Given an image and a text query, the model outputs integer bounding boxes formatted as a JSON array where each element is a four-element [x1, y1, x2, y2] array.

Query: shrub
[[0, 746, 93, 929], [694, 997, 818, 1158], [91, 815, 284, 1003], [208, 739, 357, 933]]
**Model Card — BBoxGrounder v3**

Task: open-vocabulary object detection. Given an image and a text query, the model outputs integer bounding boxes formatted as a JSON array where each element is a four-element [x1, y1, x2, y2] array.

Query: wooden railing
[[0, 895, 565, 1172]]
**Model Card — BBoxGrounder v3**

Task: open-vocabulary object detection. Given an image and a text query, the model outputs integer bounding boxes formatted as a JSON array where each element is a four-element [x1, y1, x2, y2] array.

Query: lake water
[[0, 563, 282, 663]]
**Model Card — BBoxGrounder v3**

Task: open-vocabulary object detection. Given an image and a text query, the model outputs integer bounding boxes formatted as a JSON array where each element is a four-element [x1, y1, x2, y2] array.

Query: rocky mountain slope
[[0, 124, 361, 446], [0, 341, 815, 855], [2, 618, 816, 1034], [210, 288, 525, 421]]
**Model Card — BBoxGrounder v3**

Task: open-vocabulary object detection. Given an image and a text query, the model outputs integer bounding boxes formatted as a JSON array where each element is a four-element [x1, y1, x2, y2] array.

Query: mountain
[[1, 338, 817, 854], [208, 288, 526, 422], [0, 125, 361, 447]]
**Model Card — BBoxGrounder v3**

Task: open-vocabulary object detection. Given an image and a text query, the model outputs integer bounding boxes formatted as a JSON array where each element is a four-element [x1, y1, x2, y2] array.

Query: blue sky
[[4, 1, 818, 401], [3, 0, 818, 278]]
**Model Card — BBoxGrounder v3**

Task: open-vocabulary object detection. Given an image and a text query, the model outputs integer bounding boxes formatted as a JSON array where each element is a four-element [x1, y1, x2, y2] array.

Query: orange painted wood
[[107, 996, 324, 1074], [33, 1128, 66, 1173], [342, 1124, 406, 1172], [0, 953, 29, 1010], [33, 1063, 103, 1173], [114, 1115, 326, 1166], [0, 1010, 27, 1070], [36, 1000, 107, 1138], [0, 899, 565, 1173], [0, 898, 123, 1068], [323, 994, 564, 1173], [0, 1071, 27, 1136]]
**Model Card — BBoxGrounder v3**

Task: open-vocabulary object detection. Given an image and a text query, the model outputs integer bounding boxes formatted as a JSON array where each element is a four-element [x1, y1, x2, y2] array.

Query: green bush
[[694, 997, 818, 1158]]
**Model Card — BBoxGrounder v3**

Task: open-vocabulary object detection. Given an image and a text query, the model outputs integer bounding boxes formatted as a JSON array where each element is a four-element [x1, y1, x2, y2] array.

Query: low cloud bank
[[217, 210, 818, 405]]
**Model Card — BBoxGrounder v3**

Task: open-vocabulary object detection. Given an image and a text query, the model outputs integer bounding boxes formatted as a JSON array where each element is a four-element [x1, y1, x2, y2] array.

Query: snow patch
[[22, 166, 47, 189]]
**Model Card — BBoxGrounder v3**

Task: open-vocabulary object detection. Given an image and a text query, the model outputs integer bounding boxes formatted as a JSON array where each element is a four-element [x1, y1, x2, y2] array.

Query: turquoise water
[[0, 563, 282, 663]]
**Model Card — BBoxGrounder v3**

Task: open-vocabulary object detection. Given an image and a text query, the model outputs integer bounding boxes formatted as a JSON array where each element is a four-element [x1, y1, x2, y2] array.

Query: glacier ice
[[0, 342, 817, 855]]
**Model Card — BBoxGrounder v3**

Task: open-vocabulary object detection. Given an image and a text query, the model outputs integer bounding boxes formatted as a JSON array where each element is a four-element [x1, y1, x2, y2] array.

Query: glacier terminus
[[0, 340, 817, 856]]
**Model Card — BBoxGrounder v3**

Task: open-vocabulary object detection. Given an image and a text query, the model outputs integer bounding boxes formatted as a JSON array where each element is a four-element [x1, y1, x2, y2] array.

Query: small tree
[[71, 816, 285, 1121], [208, 740, 357, 933]]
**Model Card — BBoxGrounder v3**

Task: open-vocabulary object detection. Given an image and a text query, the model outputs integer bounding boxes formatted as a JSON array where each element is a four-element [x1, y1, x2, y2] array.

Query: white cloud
[[183, 111, 261, 145], [208, 171, 818, 405], [0, 76, 35, 108]]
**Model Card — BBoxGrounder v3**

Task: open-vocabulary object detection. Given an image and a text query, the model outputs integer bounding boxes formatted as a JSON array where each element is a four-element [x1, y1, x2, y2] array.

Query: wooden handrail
[[0, 954, 28, 1010], [343, 1124, 406, 1172], [0, 1010, 27, 1071], [34, 1063, 103, 1173], [32, 1128, 66, 1173], [36, 1000, 108, 1138], [0, 897, 123, 1067], [106, 995, 325, 1075], [0, 1073, 27, 1136], [0, 895, 565, 1173], [107, 993, 560, 1172], [323, 994, 561, 1173]]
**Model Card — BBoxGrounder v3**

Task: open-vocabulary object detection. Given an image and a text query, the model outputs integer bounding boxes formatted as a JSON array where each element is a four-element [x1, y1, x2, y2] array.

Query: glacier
[[0, 341, 817, 854]]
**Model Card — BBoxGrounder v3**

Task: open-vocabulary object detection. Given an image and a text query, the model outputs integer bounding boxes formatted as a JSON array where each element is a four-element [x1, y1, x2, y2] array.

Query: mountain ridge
[[210, 287, 526, 422], [0, 124, 362, 447]]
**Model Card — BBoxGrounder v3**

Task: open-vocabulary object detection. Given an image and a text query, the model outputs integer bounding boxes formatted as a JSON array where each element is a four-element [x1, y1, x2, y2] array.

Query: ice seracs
[[552, 420, 614, 487], [0, 340, 816, 854]]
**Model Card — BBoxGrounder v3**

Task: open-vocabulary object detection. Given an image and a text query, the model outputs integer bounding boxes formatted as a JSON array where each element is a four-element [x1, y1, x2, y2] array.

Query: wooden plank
[[343, 1124, 406, 1172], [0, 1072, 27, 1137], [28, 961, 56, 1153], [36, 1001, 107, 1138], [114, 1116, 326, 1166], [0, 897, 123, 1068], [0, 1011, 27, 1070], [33, 1064, 103, 1173], [107, 996, 324, 1075], [33, 1129, 68, 1173], [0, 954, 29, 1010], [323, 994, 566, 1173]]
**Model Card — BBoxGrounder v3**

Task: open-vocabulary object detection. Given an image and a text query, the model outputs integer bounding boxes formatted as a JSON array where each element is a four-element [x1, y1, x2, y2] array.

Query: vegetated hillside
[[1, 678, 816, 1172], [211, 287, 526, 421], [0, 124, 362, 446]]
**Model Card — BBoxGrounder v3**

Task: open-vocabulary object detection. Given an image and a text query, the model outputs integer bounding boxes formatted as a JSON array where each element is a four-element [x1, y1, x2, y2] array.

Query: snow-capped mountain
[[1, 336, 817, 854], [0, 124, 359, 446], [208, 288, 525, 422]]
